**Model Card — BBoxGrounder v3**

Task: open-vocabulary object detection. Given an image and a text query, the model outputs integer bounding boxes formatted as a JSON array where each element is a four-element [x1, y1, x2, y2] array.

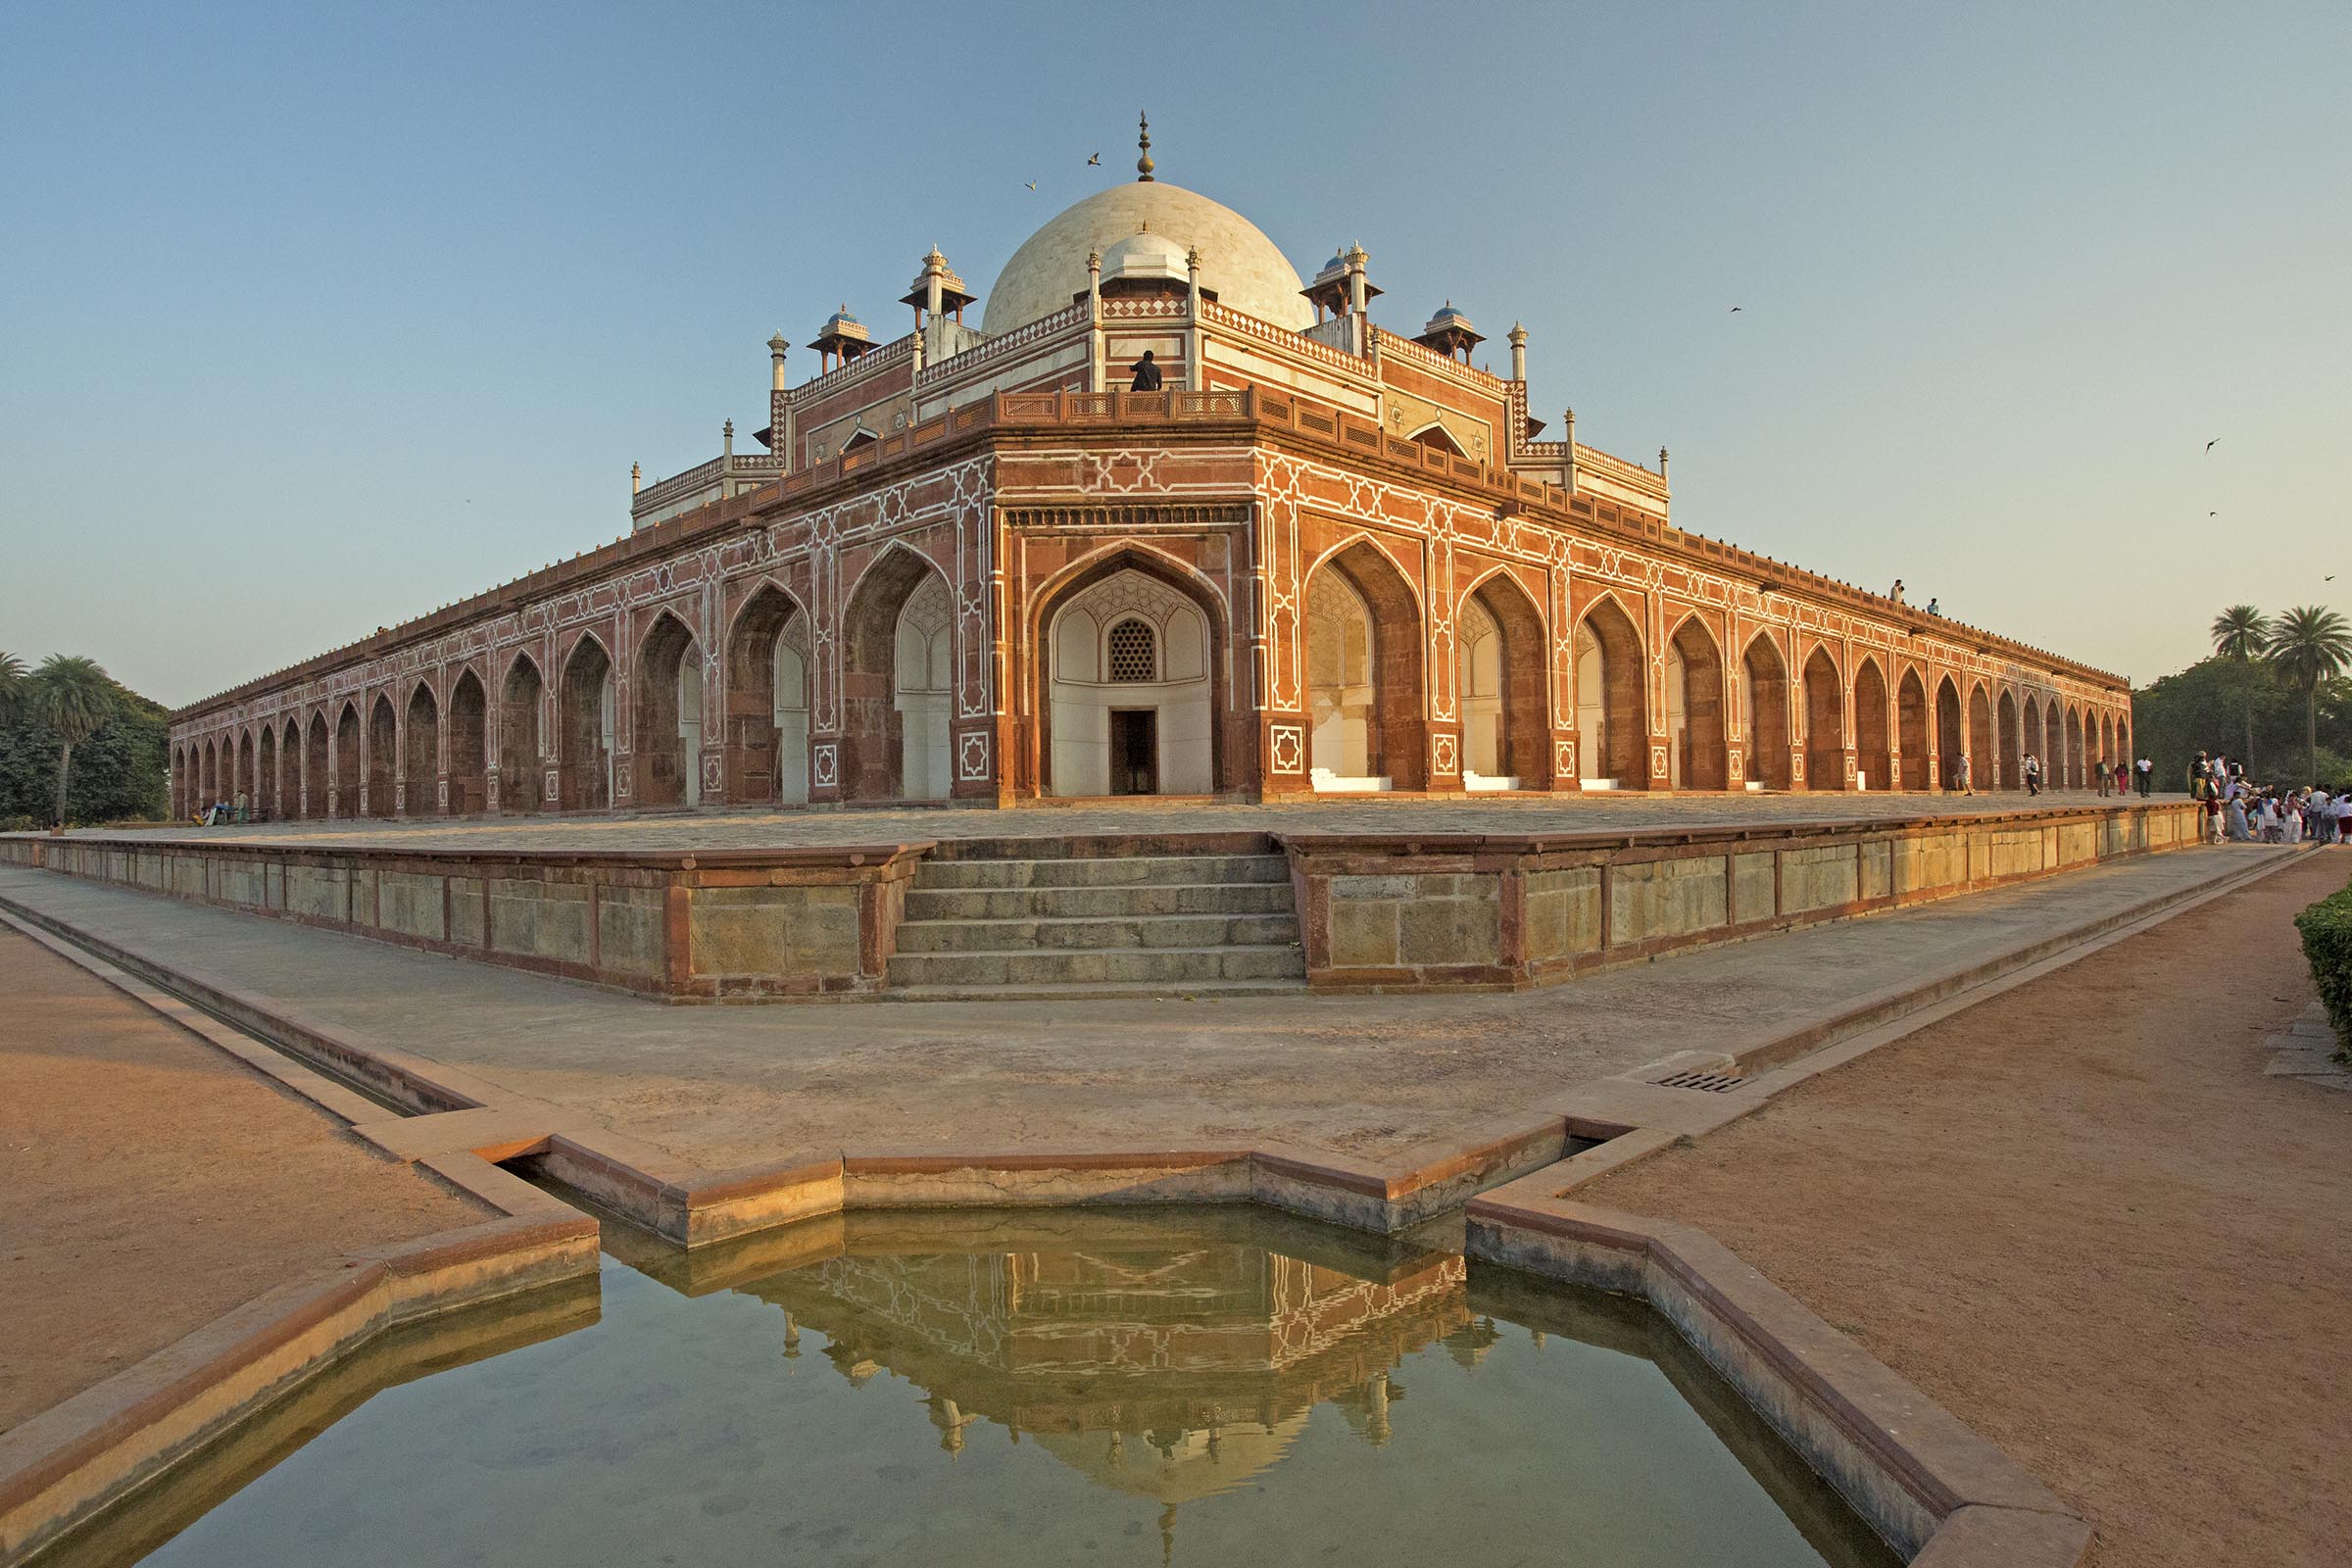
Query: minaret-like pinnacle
[[1137, 112, 1154, 182]]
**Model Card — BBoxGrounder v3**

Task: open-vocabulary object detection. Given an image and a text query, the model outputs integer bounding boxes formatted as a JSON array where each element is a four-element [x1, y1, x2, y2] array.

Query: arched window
[[1106, 618, 1157, 682]]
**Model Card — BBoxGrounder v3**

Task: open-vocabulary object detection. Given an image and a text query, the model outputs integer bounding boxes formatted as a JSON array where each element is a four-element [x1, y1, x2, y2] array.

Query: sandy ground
[[0, 929, 489, 1432], [1585, 852, 2352, 1568]]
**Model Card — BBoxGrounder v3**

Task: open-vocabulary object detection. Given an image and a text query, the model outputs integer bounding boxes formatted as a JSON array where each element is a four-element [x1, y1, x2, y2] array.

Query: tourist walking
[[2094, 759, 2111, 797], [2024, 754, 2040, 796], [2135, 756, 2153, 797]]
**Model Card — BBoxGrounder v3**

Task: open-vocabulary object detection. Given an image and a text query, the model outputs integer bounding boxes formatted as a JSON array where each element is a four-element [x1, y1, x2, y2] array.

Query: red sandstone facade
[[168, 172, 2131, 822]]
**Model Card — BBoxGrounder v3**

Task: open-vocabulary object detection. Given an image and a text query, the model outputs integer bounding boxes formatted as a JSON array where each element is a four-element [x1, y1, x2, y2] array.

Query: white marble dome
[[982, 181, 1313, 335]]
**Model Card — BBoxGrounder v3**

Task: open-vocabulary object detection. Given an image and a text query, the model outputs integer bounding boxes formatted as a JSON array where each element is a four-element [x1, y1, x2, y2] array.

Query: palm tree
[[0, 651, 24, 720], [25, 655, 118, 829], [2212, 604, 2266, 767], [2266, 607, 2352, 780]]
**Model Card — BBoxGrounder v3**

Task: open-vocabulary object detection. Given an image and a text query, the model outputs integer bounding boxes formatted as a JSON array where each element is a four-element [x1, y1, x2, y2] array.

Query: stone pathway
[[2262, 1003, 2352, 1090], [71, 786, 2161, 853], [0, 844, 2277, 1179]]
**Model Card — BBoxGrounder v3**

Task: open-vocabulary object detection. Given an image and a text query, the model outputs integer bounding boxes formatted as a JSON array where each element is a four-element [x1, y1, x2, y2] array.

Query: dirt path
[[0, 928, 489, 1432], [1584, 852, 2352, 1567]]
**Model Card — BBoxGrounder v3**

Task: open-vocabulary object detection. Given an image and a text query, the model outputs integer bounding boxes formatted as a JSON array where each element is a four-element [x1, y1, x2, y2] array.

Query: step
[[882, 977, 1309, 1004], [885, 943, 1307, 989], [902, 880, 1297, 922], [910, 855, 1291, 890], [891, 911, 1301, 954]]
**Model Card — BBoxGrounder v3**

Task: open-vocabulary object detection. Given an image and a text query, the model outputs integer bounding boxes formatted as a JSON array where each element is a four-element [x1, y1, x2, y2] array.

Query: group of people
[[2189, 752, 2352, 846], [193, 791, 250, 826], [2016, 753, 2155, 797], [1888, 579, 1941, 616]]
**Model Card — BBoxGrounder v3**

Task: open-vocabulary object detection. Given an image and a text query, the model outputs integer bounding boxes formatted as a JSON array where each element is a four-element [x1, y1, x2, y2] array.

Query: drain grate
[[1652, 1069, 1748, 1093]]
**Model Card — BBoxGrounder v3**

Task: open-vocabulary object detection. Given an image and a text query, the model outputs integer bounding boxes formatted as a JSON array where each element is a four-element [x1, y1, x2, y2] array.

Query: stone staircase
[[885, 841, 1306, 1001]]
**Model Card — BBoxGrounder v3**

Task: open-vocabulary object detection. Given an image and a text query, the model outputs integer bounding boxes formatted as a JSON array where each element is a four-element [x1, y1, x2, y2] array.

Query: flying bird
[[1025, 179, 1037, 191], [1087, 152, 1101, 165], [2209, 511, 2218, 517], [1729, 306, 1741, 313], [2328, 575, 2337, 582], [2206, 439, 2219, 453]]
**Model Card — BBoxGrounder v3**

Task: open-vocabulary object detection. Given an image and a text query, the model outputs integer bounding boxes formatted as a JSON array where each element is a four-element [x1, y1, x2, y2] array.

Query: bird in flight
[[1729, 306, 1741, 313], [1025, 179, 1037, 191], [1087, 152, 1101, 166], [2328, 575, 2338, 583], [2206, 438, 2219, 453], [2209, 511, 2218, 517]]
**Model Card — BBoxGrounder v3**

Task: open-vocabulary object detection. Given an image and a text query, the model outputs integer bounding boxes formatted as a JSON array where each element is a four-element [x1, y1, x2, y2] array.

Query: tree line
[[2131, 606, 2352, 791], [0, 653, 169, 829]]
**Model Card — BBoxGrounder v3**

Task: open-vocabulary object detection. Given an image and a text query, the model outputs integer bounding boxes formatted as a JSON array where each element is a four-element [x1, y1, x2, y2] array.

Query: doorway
[[1110, 709, 1158, 795]]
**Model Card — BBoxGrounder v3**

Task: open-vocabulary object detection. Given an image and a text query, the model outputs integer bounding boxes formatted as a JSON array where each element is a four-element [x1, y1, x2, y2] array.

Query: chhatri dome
[[983, 170, 1313, 335]]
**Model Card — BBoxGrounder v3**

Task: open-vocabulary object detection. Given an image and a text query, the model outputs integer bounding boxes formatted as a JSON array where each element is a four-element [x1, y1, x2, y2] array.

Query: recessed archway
[[1853, 658, 1891, 794], [634, 612, 704, 808], [1801, 647, 1844, 791], [842, 547, 956, 802], [559, 636, 615, 812], [1575, 595, 1645, 789], [1996, 691, 2022, 790], [1459, 571, 1549, 790], [334, 703, 361, 816], [236, 730, 256, 809], [1897, 670, 1930, 791], [501, 652, 545, 813], [306, 711, 328, 818], [724, 583, 813, 807], [1406, 422, 1467, 457], [447, 668, 487, 814], [257, 726, 277, 819], [404, 681, 439, 817], [2065, 706, 2083, 790], [2044, 699, 2065, 789], [1968, 684, 1995, 793], [368, 695, 398, 818], [279, 720, 301, 817], [1665, 615, 1728, 790], [200, 740, 217, 807], [1934, 678, 1963, 792], [1047, 566, 1217, 797], [1742, 634, 1791, 790], [1307, 540, 1427, 790]]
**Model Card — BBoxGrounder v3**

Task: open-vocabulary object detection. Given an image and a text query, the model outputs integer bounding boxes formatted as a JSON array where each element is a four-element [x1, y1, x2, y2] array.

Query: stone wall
[[1286, 801, 2205, 991], [0, 837, 926, 1001]]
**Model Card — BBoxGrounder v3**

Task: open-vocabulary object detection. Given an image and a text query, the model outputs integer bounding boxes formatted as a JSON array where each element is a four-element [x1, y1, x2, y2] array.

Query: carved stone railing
[[790, 332, 917, 403], [916, 303, 1087, 387], [1370, 326, 1511, 395], [1199, 299, 1364, 374]]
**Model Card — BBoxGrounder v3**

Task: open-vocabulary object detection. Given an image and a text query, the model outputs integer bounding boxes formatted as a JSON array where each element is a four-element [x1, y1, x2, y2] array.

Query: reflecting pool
[[62, 1208, 1896, 1567]]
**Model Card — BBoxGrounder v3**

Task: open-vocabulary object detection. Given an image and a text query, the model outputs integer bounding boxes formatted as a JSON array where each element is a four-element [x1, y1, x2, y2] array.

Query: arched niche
[[559, 636, 615, 812], [634, 612, 703, 808], [1305, 540, 1426, 791], [1048, 567, 1214, 797], [1575, 597, 1645, 789], [724, 583, 812, 807], [501, 653, 544, 813], [1898, 670, 1931, 790], [1854, 658, 1891, 793], [1743, 634, 1791, 791], [842, 547, 956, 802], [448, 669, 487, 814], [1459, 572, 1549, 790], [1665, 615, 1727, 791]]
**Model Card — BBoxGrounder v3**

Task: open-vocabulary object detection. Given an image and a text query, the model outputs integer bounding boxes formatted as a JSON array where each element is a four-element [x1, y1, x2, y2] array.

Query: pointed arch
[[725, 578, 815, 807], [1664, 612, 1728, 790], [234, 728, 255, 809], [1031, 544, 1232, 798], [403, 678, 439, 817], [334, 701, 361, 816], [2065, 704, 2084, 789], [199, 739, 216, 806], [1934, 676, 1963, 791], [1897, 668, 1930, 790], [842, 543, 956, 801], [1801, 645, 1844, 791], [634, 608, 704, 808], [257, 724, 278, 819], [1306, 537, 1428, 789], [446, 666, 487, 814], [1405, 421, 1467, 457], [1574, 593, 1646, 788], [1740, 633, 1791, 791], [367, 693, 397, 817], [2044, 697, 2065, 789], [500, 650, 545, 813], [1461, 567, 1552, 788], [559, 632, 615, 811], [1996, 689, 2021, 790], [305, 710, 329, 818], [1853, 656, 1891, 793], [1967, 681, 1993, 792]]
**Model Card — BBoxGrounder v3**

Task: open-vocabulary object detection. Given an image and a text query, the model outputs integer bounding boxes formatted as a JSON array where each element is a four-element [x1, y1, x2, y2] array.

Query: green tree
[[24, 655, 117, 829], [0, 651, 24, 719], [2266, 606, 2352, 781], [2211, 604, 2266, 768]]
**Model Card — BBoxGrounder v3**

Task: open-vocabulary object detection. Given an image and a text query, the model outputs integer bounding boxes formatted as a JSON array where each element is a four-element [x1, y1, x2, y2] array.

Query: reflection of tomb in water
[[721, 1212, 1478, 1503]]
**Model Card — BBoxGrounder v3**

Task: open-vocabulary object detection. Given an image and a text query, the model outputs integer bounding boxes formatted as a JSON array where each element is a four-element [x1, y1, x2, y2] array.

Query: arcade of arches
[[171, 537, 2132, 820]]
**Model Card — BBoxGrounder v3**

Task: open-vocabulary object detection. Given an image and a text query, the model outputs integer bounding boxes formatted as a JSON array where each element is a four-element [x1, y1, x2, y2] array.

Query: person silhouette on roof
[[1129, 350, 1163, 392]]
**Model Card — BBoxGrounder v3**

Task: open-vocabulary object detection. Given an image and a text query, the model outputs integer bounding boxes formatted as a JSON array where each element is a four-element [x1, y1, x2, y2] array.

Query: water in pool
[[60, 1208, 1896, 1567]]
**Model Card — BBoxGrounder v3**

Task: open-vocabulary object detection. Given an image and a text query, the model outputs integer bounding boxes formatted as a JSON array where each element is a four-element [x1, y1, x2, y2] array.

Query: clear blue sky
[[4, 1, 2345, 709]]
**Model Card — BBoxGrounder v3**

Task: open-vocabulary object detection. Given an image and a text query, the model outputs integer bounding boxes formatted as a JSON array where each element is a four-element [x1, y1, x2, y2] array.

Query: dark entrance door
[[1109, 709, 1157, 795]]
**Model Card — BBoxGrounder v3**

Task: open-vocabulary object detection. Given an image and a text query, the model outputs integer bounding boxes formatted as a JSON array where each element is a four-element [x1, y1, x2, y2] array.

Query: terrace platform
[[5, 792, 2202, 1002]]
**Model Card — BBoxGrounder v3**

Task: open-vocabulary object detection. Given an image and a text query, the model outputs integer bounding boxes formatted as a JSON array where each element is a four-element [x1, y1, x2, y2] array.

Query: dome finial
[[1136, 111, 1154, 182]]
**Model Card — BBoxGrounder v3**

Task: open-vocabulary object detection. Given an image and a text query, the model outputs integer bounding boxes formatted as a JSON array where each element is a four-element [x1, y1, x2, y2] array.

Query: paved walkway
[[0, 927, 487, 1434], [1583, 851, 2352, 1568], [0, 845, 2272, 1180], [72, 786, 2159, 852]]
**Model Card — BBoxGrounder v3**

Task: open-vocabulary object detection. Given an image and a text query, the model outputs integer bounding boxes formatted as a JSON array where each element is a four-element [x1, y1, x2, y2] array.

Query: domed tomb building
[[168, 131, 2132, 819]]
